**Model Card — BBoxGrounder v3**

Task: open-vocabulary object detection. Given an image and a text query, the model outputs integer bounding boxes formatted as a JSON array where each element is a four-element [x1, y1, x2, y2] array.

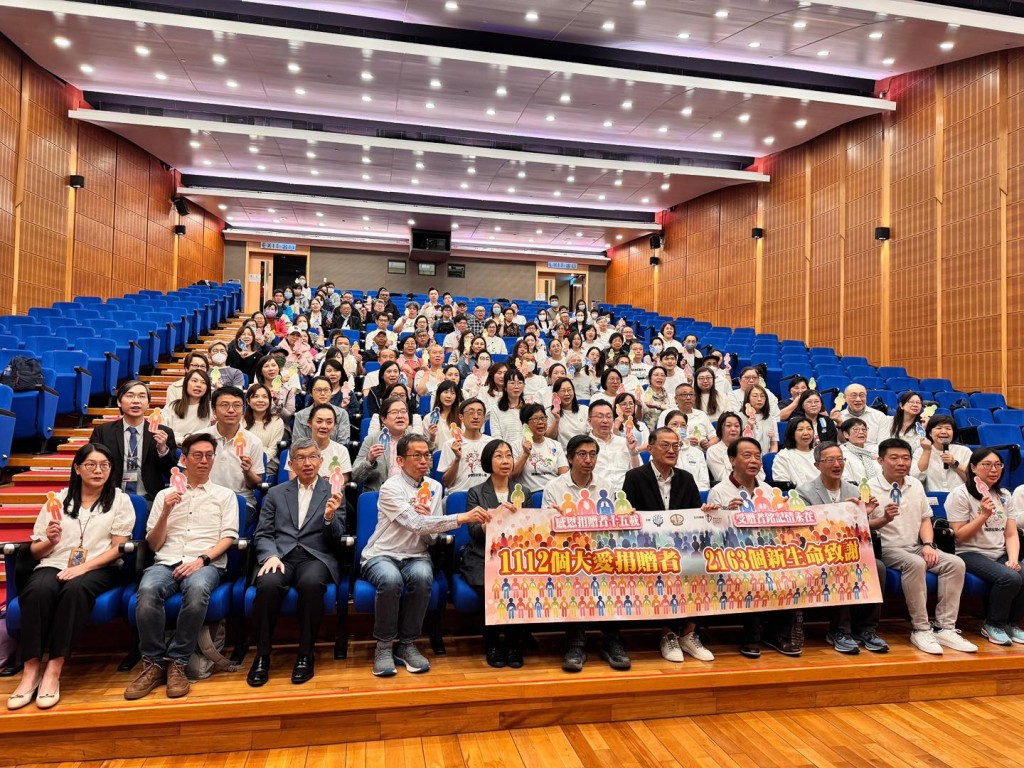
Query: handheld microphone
[[942, 441, 951, 470]]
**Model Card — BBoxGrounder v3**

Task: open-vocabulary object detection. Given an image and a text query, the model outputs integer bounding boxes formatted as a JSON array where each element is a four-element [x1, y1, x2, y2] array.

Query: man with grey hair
[[466, 305, 487, 336], [833, 383, 890, 448], [795, 441, 889, 655], [247, 438, 346, 688]]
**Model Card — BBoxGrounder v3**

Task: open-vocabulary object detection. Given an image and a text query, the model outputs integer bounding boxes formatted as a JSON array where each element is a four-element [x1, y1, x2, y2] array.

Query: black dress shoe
[[762, 636, 802, 657], [505, 642, 524, 669], [247, 655, 270, 687], [485, 644, 507, 669], [291, 654, 315, 684]]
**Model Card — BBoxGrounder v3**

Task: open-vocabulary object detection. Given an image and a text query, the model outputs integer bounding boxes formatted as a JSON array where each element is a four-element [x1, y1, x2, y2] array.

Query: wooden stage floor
[[3, 618, 1024, 766]]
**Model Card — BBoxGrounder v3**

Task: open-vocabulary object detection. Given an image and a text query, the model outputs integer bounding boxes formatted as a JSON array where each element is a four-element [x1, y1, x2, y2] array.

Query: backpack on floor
[[186, 620, 238, 681]]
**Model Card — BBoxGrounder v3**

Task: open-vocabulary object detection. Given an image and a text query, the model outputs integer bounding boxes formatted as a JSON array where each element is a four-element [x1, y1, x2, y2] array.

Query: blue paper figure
[[596, 489, 614, 516], [890, 481, 902, 506], [738, 489, 756, 513]]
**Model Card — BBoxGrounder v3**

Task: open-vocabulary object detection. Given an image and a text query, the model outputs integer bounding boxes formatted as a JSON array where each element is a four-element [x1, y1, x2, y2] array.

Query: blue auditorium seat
[[971, 393, 1007, 411]]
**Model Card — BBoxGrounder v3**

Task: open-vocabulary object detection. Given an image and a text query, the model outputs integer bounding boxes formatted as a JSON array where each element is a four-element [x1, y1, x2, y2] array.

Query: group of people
[[8, 284, 1024, 709]]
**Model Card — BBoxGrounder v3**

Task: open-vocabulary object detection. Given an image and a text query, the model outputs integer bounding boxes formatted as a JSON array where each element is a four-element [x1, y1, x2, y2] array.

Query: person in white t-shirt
[[913, 415, 971, 492], [438, 398, 490, 492], [730, 367, 780, 422], [547, 376, 588, 449], [513, 403, 568, 491], [771, 417, 817, 486], [288, 404, 352, 484]]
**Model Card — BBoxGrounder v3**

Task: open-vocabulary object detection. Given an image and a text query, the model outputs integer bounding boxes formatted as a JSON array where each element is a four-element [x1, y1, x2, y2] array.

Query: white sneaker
[[660, 632, 684, 663], [911, 630, 943, 655], [679, 631, 715, 662], [933, 628, 978, 653]]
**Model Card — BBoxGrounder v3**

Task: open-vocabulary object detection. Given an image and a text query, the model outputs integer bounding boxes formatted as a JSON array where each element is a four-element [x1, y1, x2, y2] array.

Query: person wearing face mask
[[646, 340, 663, 365], [548, 294, 561, 310], [206, 341, 244, 390], [281, 290, 303, 322], [277, 327, 317, 377], [263, 302, 289, 338], [536, 309, 554, 335], [680, 334, 703, 369], [568, 310, 590, 336]]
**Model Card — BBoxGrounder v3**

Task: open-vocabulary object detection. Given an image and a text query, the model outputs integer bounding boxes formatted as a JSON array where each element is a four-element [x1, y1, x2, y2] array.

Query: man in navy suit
[[247, 438, 346, 687]]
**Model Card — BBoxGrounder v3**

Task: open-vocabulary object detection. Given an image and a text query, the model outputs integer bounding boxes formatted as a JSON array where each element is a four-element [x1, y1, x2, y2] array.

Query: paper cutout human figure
[[692, 426, 703, 442], [559, 493, 576, 516], [270, 375, 282, 394], [808, 376, 817, 390], [378, 427, 392, 449], [429, 408, 441, 426], [859, 477, 872, 503], [753, 488, 772, 513], [210, 367, 221, 386], [170, 466, 187, 495], [552, 393, 561, 414], [596, 490, 614, 516], [232, 432, 246, 458], [510, 484, 526, 509], [449, 424, 463, 442], [770, 487, 788, 511], [416, 480, 432, 506], [922, 403, 937, 420], [975, 477, 1005, 519], [625, 417, 634, 437], [522, 424, 532, 440], [614, 490, 633, 515], [577, 488, 597, 515], [738, 489, 755, 513], [787, 490, 806, 511], [889, 481, 902, 506], [329, 465, 345, 495], [146, 408, 163, 431], [45, 491, 62, 521], [834, 393, 846, 412]]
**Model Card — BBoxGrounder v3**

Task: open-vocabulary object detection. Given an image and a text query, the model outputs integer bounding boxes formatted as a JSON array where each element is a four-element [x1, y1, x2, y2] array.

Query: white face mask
[[651, 344, 663, 354], [297, 322, 308, 331], [211, 352, 227, 366]]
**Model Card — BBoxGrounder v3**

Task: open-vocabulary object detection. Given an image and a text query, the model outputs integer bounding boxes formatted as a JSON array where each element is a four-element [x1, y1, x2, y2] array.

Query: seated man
[[206, 341, 245, 391], [125, 434, 239, 700], [197, 387, 265, 517], [834, 384, 890, 449], [868, 438, 976, 655], [588, 401, 641, 492], [622, 427, 714, 664], [247, 439, 346, 687], [438, 399, 490, 492], [707, 437, 800, 659], [795, 441, 889, 655], [542, 435, 630, 673], [361, 433, 488, 677]]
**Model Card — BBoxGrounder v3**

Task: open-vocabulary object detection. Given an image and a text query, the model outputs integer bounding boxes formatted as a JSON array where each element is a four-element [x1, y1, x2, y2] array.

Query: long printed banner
[[483, 500, 881, 625]]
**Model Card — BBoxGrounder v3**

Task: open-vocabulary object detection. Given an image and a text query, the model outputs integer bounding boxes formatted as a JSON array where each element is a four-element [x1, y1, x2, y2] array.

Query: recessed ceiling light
[[288, 62, 302, 73], [525, 10, 539, 21], [868, 31, 883, 40], [467, 167, 476, 175], [545, 114, 556, 122], [135, 45, 150, 57], [677, 32, 690, 39], [602, 21, 616, 31], [714, 10, 728, 18], [361, 71, 373, 81], [248, 146, 259, 154], [415, 161, 425, 170], [212, 54, 226, 65], [495, 226, 502, 232], [407, 219, 416, 225], [226, 79, 238, 88], [310, 169, 319, 176], [460, 182, 469, 189], [267, 208, 276, 213], [154, 72, 168, 81], [616, 234, 623, 240], [489, 236, 495, 240], [316, 211, 324, 217], [658, 125, 668, 133], [362, 215, 370, 221], [306, 151, 316, 159], [792, 21, 806, 29], [446, 0, 459, 10], [614, 179, 623, 186], [661, 183, 670, 190], [452, 223, 459, 229], [257, 164, 266, 171], [567, 175, 575, 183], [54, 36, 71, 49], [712, 131, 723, 139], [485, 107, 496, 116], [576, 231, 584, 237], [940, 41, 955, 51], [218, 204, 227, 211], [430, 78, 442, 88], [763, 136, 775, 145], [553, 190, 561, 197], [560, 93, 571, 103], [603, 119, 613, 128], [738, 113, 750, 123], [795, 118, 807, 128], [536, 228, 543, 234], [425, 101, 436, 109], [79, 64, 94, 74], [363, 226, 370, 230], [189, 140, 201, 149], [294, 87, 306, 95], [507, 187, 516, 193], [622, 100, 633, 110], [202, 160, 212, 166], [411, 178, 419, 185], [633, 0, 646, 6], [362, 156, 371, 164], [748, 42, 761, 48], [882, 57, 895, 66], [680, 107, 693, 117], [598, 194, 606, 201], [515, 171, 525, 179], [496, 86, 507, 96], [362, 173, 371, 180], [641, 197, 650, 204], [361, 94, 372, 102], [817, 50, 829, 57]]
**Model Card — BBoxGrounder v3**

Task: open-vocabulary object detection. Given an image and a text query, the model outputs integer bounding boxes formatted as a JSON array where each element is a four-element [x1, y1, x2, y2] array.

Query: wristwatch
[[923, 542, 937, 550], [199, 554, 212, 566]]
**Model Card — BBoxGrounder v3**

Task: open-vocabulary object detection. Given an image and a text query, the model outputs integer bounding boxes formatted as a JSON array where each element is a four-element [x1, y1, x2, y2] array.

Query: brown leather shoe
[[124, 659, 165, 700], [166, 660, 191, 699]]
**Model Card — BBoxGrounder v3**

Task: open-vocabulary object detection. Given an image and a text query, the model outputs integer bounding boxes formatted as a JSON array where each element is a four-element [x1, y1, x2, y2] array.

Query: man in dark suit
[[247, 438, 346, 687], [89, 380, 177, 502], [622, 427, 715, 664], [331, 300, 362, 332]]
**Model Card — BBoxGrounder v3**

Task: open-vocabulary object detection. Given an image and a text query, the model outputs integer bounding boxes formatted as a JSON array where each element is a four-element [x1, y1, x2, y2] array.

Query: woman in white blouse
[[840, 417, 879, 484], [490, 369, 527, 444], [772, 418, 819, 487], [162, 370, 213, 443], [546, 377, 587, 450], [706, 412, 765, 484], [8, 444, 137, 710], [244, 384, 286, 476], [913, 415, 971, 492]]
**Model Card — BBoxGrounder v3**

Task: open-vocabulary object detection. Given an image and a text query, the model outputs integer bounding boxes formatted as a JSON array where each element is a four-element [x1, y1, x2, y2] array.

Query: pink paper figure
[[170, 466, 187, 495], [975, 477, 1005, 519], [45, 491, 62, 521], [552, 393, 561, 414], [577, 489, 597, 516], [329, 465, 345, 495], [753, 488, 772, 513], [146, 408, 163, 431], [232, 433, 246, 458]]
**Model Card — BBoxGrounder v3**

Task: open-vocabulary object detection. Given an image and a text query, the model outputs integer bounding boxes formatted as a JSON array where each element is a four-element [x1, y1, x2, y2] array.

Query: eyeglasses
[[386, 409, 409, 416], [310, 387, 332, 394], [80, 461, 111, 471], [404, 452, 432, 460], [573, 451, 599, 459], [121, 392, 148, 402], [291, 454, 322, 464], [187, 452, 216, 461], [654, 442, 680, 452], [817, 457, 846, 465], [978, 462, 1004, 470]]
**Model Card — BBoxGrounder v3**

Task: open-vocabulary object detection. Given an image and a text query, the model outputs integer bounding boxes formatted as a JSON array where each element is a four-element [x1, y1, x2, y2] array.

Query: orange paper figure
[[450, 424, 463, 442], [170, 466, 187, 495], [232, 432, 246, 458], [45, 491, 62, 522], [146, 408, 163, 431], [625, 417, 634, 437], [416, 480, 432, 506], [559, 493, 576, 516]]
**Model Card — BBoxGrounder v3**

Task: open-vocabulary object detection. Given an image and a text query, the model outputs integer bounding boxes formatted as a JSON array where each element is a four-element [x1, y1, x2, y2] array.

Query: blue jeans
[[361, 555, 434, 643], [136, 564, 223, 665], [959, 551, 1024, 629]]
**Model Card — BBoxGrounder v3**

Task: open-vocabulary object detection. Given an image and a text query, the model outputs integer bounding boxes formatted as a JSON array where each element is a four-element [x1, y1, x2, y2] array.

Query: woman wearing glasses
[[8, 444, 137, 710], [945, 448, 1024, 647]]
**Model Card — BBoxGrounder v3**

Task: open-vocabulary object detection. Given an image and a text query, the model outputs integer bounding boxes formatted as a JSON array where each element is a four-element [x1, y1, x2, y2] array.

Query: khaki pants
[[881, 545, 965, 632]]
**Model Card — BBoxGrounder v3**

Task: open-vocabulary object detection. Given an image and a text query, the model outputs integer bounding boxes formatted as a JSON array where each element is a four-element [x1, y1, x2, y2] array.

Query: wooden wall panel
[[1007, 51, 1024, 406], [809, 132, 843, 350], [0, 39, 19, 315], [761, 148, 807, 341]]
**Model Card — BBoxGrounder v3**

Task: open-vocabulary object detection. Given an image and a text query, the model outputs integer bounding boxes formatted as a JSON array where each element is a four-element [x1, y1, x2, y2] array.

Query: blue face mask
[[284, 291, 293, 300]]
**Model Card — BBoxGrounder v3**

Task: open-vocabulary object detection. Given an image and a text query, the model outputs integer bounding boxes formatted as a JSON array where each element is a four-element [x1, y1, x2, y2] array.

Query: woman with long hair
[[694, 366, 725, 422], [546, 377, 586, 449], [428, 380, 463, 454], [477, 361, 508, 416], [491, 369, 526, 443], [244, 383, 286, 475], [8, 444, 136, 710], [706, 412, 765, 484], [741, 384, 779, 454], [889, 391, 926, 452], [162, 369, 213, 443], [253, 354, 298, 421], [367, 360, 402, 419], [227, 324, 264, 382]]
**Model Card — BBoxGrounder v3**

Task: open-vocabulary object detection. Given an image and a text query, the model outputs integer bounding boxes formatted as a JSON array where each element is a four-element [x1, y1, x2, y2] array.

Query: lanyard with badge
[[68, 502, 98, 567]]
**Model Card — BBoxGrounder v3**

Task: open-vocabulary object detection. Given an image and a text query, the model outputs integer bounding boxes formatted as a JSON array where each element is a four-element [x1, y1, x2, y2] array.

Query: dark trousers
[[744, 610, 795, 642], [960, 552, 1024, 629], [251, 548, 331, 655], [18, 566, 119, 660]]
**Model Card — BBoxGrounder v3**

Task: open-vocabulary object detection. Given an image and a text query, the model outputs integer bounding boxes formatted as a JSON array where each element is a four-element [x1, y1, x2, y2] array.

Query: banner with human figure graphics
[[483, 497, 881, 625]]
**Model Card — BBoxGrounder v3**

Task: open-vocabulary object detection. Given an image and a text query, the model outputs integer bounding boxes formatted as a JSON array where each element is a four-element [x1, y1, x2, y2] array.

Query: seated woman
[[8, 444, 136, 711], [351, 395, 413, 492], [840, 417, 879, 484], [476, 362, 507, 416], [613, 392, 650, 449], [292, 376, 350, 444], [244, 384, 286, 476], [490, 370, 526, 444], [428, 380, 463, 454], [482, 320, 506, 355], [254, 354, 298, 422], [694, 366, 726, 422], [162, 369, 213, 444], [740, 384, 779, 454], [794, 389, 838, 445], [366, 360, 402, 420], [365, 382, 425, 441], [642, 366, 671, 431], [663, 410, 710, 491], [227, 324, 265, 384], [914, 415, 971, 491], [414, 345, 447, 398], [164, 351, 209, 405], [771, 418, 819, 487], [946, 448, 1024, 646], [462, 439, 536, 668], [777, 376, 809, 422], [567, 352, 594, 400], [706, 412, 765, 484], [888, 391, 925, 453], [320, 356, 360, 427], [513, 403, 568, 492], [276, 325, 317, 378], [461, 350, 491, 400], [249, 311, 278, 350], [547, 377, 587, 450], [590, 367, 624, 408], [396, 335, 423, 383]]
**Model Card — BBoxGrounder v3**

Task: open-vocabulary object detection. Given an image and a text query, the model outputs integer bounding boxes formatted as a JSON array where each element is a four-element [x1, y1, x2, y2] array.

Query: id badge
[[122, 470, 139, 490], [68, 547, 87, 567]]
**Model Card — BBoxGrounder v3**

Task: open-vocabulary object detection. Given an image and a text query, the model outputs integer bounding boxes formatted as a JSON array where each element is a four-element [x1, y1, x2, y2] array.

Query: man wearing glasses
[[125, 434, 239, 700], [622, 428, 715, 665], [795, 441, 890, 655], [198, 387, 265, 517], [361, 433, 490, 678]]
